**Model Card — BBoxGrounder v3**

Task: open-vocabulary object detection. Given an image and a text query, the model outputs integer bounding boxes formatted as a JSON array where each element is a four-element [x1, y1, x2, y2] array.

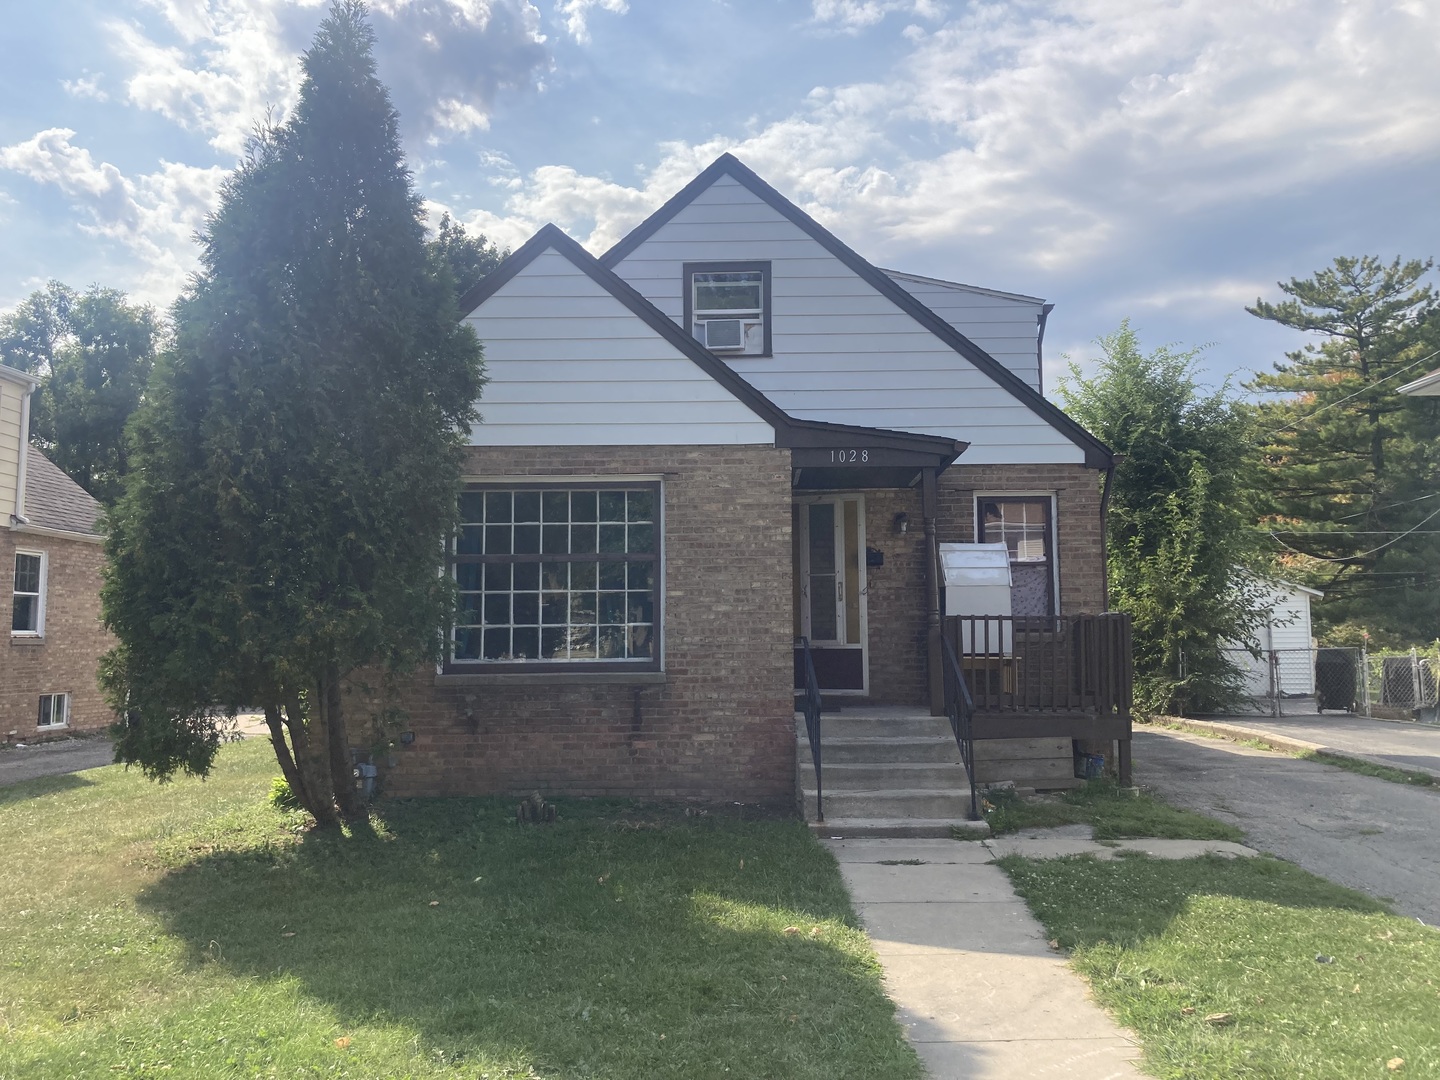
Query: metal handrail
[[797, 636, 824, 822], [941, 631, 980, 820]]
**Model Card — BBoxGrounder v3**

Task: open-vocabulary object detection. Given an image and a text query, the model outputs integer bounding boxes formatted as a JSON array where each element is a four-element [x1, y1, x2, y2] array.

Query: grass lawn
[[981, 779, 1244, 842], [1000, 852, 1440, 1078], [0, 739, 920, 1079]]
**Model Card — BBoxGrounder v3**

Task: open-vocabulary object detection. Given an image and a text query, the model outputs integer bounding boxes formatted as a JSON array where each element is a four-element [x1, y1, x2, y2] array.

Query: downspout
[[1099, 460, 1116, 611], [1036, 303, 1055, 396], [12, 381, 33, 525]]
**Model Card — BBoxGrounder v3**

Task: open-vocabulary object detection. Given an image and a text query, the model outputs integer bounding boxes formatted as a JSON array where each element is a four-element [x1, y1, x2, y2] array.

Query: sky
[[2, 0, 1438, 397]]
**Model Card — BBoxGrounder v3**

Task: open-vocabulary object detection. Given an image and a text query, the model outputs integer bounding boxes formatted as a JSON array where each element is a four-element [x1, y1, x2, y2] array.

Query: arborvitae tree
[[102, 0, 484, 826], [0, 282, 158, 503], [1248, 257, 1440, 646], [1060, 322, 1268, 715]]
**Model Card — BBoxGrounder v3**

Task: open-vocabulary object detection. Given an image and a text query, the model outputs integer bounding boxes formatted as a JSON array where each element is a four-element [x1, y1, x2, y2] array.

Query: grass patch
[[1000, 853, 1440, 1079], [983, 780, 1244, 842], [1298, 750, 1437, 788], [0, 739, 919, 1079]]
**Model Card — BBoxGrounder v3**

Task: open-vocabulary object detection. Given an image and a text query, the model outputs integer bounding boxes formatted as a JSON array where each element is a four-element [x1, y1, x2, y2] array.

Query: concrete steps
[[796, 706, 987, 839]]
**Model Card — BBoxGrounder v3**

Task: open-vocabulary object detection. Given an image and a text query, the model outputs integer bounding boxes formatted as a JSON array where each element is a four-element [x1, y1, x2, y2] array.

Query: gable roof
[[600, 154, 1113, 469], [459, 223, 967, 470], [1398, 366, 1440, 396], [21, 446, 102, 537], [881, 269, 1047, 306], [0, 362, 41, 389]]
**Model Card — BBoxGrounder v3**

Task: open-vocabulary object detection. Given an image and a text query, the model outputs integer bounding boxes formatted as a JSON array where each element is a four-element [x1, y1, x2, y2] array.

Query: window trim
[[11, 549, 46, 638], [682, 261, 772, 358], [37, 692, 69, 729], [444, 481, 663, 675], [974, 493, 1058, 617]]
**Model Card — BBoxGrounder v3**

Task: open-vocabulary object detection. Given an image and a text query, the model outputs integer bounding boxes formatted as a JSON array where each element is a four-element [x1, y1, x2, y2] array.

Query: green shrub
[[267, 776, 300, 812]]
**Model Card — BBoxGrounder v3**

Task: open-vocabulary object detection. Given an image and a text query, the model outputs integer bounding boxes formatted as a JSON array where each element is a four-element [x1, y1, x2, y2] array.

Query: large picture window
[[977, 496, 1055, 617], [12, 551, 45, 635], [449, 484, 660, 670], [683, 261, 771, 357]]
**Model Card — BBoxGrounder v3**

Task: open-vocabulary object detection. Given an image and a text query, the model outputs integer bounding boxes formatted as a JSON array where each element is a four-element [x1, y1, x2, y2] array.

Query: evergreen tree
[[102, 0, 485, 826], [0, 282, 159, 503], [1248, 257, 1440, 646], [1061, 322, 1268, 714]]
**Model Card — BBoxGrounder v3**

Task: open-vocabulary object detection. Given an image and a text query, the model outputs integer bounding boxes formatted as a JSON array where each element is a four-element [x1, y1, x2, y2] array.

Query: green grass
[[1000, 853, 1440, 1078], [0, 739, 920, 1079], [1297, 750, 1438, 788], [981, 780, 1245, 842]]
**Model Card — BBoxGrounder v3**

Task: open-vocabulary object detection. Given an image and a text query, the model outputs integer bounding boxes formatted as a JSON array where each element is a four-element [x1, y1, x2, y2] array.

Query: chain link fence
[[1219, 645, 1439, 721]]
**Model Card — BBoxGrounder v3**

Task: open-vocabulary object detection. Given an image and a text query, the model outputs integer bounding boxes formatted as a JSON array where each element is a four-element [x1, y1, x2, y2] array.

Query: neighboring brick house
[[368, 155, 1124, 807], [2, 363, 111, 742]]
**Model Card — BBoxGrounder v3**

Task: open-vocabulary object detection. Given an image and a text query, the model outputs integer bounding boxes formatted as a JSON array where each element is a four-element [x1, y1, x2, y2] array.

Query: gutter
[[1099, 458, 1118, 610], [12, 382, 34, 526]]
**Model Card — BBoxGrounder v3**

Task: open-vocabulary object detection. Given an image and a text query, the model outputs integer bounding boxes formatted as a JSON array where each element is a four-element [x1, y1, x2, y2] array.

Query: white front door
[[795, 494, 868, 694]]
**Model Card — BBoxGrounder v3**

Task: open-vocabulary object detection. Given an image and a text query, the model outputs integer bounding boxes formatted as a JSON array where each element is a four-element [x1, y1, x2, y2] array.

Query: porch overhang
[[778, 418, 967, 491]]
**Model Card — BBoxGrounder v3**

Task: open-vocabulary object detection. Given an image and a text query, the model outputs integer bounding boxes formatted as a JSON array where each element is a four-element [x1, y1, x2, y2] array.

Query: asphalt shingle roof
[[22, 446, 102, 536]]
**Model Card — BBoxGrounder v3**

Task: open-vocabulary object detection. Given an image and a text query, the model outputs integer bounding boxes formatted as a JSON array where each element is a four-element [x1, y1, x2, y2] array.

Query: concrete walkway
[[828, 832, 1259, 1078]]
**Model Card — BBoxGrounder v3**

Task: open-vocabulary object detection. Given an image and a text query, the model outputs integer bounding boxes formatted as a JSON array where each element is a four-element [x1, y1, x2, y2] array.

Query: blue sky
[[2, 0, 1438, 396]]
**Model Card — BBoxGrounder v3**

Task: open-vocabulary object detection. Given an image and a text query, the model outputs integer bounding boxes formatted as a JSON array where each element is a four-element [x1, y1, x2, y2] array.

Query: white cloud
[[811, 0, 945, 31], [555, 0, 627, 44], [467, 0, 1440, 275], [0, 128, 226, 304], [61, 73, 109, 102]]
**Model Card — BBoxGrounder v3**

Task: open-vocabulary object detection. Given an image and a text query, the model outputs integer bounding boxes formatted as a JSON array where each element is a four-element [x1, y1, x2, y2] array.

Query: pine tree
[[101, 0, 485, 826], [1248, 257, 1440, 646], [1060, 322, 1268, 714]]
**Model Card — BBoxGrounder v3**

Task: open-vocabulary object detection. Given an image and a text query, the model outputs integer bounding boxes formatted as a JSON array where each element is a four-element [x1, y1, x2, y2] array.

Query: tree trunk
[[284, 693, 341, 828], [319, 661, 367, 823]]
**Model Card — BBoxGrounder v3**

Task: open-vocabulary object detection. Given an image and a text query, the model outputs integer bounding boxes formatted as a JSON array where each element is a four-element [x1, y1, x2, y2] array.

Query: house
[[364, 155, 1131, 826], [2, 363, 111, 742], [1397, 367, 1440, 397]]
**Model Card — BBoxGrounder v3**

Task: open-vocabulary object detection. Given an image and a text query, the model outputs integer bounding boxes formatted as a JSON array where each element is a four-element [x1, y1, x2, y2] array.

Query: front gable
[[459, 226, 780, 447], [601, 156, 1110, 468]]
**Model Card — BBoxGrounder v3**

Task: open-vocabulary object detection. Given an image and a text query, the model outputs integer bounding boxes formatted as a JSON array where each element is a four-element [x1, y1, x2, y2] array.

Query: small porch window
[[448, 484, 660, 671], [684, 261, 771, 356], [977, 496, 1055, 617]]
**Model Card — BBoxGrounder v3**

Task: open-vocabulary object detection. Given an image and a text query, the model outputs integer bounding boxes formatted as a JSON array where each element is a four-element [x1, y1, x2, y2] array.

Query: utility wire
[[1335, 491, 1440, 520], [1261, 347, 1440, 439], [1268, 504, 1440, 561]]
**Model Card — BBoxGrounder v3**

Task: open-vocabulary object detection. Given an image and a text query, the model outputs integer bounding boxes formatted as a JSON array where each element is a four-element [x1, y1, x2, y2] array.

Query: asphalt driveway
[[0, 736, 115, 786], [1194, 712, 1440, 776], [1134, 727, 1440, 926]]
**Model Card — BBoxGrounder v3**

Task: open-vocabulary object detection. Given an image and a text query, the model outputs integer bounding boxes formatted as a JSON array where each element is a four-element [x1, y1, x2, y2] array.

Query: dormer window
[[684, 261, 771, 357]]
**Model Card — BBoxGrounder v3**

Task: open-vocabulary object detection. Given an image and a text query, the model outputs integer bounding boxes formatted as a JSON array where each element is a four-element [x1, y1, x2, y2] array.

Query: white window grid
[[451, 487, 658, 664]]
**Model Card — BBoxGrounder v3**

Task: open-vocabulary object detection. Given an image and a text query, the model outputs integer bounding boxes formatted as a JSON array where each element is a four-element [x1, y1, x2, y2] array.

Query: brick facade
[[855, 462, 1107, 706], [2, 530, 114, 741], [366, 444, 797, 805]]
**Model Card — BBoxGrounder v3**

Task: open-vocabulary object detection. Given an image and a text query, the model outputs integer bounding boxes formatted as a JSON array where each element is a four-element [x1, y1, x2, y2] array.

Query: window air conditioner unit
[[701, 318, 744, 350]]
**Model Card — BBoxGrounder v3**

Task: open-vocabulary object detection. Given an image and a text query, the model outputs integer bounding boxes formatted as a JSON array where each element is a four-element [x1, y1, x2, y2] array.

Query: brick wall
[[361, 444, 797, 805], [1, 530, 114, 741], [938, 463, 1107, 616]]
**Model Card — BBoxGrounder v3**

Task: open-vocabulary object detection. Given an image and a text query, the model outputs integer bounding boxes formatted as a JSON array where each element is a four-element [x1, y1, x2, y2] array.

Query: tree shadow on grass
[[134, 796, 926, 1079], [0, 772, 94, 805]]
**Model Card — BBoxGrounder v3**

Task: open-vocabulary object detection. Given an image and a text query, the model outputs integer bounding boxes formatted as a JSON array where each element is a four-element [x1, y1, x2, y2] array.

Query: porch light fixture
[[893, 512, 909, 536]]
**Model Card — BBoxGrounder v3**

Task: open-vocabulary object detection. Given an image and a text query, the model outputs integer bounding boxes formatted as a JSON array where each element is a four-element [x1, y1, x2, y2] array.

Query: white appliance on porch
[[939, 542, 1013, 654]]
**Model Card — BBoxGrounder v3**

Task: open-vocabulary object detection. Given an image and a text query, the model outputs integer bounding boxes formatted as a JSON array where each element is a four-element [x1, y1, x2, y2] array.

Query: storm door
[[794, 495, 868, 694]]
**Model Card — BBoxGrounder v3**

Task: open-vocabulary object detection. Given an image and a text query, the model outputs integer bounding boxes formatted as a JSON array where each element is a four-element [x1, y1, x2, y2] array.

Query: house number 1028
[[830, 449, 870, 463]]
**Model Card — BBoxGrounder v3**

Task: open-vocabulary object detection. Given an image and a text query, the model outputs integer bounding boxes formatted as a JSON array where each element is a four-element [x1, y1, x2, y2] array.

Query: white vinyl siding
[[464, 248, 775, 447], [609, 175, 1084, 465], [0, 377, 24, 522], [886, 273, 1045, 392]]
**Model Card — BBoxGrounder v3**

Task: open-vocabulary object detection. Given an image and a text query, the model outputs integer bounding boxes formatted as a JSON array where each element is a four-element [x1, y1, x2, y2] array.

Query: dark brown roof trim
[[600, 153, 1114, 469], [458, 223, 967, 469]]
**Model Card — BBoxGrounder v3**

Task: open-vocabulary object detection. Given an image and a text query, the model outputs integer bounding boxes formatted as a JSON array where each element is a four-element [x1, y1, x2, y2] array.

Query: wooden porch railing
[[943, 613, 1133, 717]]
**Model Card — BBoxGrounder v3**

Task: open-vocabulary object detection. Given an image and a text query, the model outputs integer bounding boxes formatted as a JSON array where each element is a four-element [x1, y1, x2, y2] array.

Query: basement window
[[447, 484, 660, 672], [38, 693, 69, 728]]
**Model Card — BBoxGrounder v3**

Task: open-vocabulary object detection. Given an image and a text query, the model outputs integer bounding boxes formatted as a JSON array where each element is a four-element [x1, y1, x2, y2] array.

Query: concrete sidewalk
[[1168, 713, 1440, 779], [826, 836, 1144, 1079], [827, 832, 1261, 1078]]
